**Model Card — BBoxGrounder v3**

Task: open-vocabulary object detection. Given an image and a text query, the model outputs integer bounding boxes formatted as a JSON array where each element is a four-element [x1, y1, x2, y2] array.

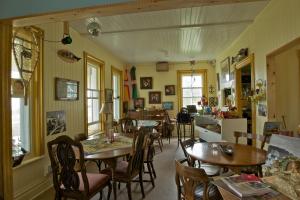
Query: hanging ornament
[[12, 26, 40, 105]]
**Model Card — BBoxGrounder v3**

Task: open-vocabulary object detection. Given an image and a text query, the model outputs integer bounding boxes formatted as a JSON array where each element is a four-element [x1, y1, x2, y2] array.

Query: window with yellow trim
[[84, 53, 104, 135], [178, 70, 207, 110], [11, 26, 44, 162]]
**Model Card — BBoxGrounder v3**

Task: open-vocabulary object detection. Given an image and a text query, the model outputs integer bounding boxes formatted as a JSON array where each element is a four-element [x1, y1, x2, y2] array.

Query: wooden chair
[[179, 139, 220, 176], [234, 131, 272, 176], [47, 135, 112, 200], [142, 133, 156, 187], [119, 117, 138, 135], [234, 131, 271, 150], [163, 110, 175, 144], [175, 159, 223, 200], [101, 127, 149, 200]]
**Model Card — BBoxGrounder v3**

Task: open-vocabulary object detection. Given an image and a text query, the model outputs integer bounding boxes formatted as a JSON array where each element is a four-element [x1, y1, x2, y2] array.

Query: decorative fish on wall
[[57, 49, 81, 63]]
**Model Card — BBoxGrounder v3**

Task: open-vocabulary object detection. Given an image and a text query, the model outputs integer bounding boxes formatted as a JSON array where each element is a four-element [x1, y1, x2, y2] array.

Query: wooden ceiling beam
[[13, 0, 268, 26]]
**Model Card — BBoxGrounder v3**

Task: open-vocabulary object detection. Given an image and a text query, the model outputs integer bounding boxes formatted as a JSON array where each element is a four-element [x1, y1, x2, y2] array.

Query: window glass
[[180, 72, 206, 110], [86, 59, 102, 135]]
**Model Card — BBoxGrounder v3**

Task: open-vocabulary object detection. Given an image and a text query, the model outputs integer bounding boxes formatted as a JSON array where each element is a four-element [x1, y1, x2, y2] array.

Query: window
[[84, 53, 104, 135], [11, 27, 44, 160], [177, 70, 207, 110], [111, 67, 122, 121]]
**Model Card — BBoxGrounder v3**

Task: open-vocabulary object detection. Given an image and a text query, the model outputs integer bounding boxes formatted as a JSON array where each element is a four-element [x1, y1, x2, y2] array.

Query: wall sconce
[[249, 79, 266, 104]]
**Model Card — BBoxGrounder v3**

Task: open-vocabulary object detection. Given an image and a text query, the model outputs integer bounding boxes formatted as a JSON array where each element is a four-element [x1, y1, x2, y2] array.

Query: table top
[[186, 142, 267, 167], [138, 120, 159, 127], [81, 134, 133, 160]]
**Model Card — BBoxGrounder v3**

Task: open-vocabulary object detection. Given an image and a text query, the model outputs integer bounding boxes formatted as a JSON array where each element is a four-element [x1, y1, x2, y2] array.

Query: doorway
[[235, 54, 256, 145], [267, 38, 300, 136]]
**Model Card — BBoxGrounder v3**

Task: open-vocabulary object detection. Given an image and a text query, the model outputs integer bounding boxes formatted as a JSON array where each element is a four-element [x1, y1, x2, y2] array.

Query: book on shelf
[[222, 174, 273, 198]]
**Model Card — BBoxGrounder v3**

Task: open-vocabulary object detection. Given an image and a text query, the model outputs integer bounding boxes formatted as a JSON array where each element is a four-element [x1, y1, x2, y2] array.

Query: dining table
[[81, 134, 133, 200], [186, 142, 267, 176]]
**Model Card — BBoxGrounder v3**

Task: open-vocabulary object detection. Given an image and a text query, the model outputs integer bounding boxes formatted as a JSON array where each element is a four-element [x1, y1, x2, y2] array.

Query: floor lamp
[[100, 102, 113, 138]]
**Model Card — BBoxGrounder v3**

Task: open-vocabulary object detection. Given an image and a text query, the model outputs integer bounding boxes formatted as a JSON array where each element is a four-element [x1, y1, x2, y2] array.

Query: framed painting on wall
[[165, 85, 175, 95], [162, 101, 173, 110], [220, 57, 230, 84], [55, 77, 79, 101], [140, 77, 152, 89], [149, 91, 161, 104], [134, 98, 145, 109]]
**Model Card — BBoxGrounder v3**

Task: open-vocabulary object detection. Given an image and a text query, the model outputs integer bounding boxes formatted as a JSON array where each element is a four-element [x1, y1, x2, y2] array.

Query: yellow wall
[[134, 61, 216, 117], [13, 22, 124, 200], [216, 0, 300, 135]]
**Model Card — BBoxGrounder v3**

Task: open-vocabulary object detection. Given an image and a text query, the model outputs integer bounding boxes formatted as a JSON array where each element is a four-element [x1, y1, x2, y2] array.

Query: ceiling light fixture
[[61, 21, 72, 45], [87, 21, 101, 37]]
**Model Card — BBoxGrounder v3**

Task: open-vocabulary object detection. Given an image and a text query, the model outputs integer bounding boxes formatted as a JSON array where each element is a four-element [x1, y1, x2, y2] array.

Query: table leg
[[103, 159, 118, 200]]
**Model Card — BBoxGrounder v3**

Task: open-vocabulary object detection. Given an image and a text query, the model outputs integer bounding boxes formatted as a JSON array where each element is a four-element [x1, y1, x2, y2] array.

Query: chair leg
[[99, 191, 103, 200], [157, 138, 163, 152], [139, 171, 145, 198], [147, 162, 155, 187], [150, 161, 156, 178], [107, 182, 112, 200], [126, 182, 132, 200], [55, 192, 61, 200]]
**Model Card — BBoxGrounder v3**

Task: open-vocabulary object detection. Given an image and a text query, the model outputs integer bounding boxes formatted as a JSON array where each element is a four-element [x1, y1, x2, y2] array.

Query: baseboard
[[14, 176, 53, 200]]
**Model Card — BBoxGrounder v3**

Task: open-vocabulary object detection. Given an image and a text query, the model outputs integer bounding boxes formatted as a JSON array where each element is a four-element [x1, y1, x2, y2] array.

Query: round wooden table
[[186, 142, 267, 176]]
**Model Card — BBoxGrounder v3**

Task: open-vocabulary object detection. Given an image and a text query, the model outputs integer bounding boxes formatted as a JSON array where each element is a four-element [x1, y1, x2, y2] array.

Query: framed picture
[[258, 104, 267, 117], [162, 101, 173, 110], [263, 121, 281, 135], [134, 98, 145, 109], [140, 77, 152, 89], [46, 111, 66, 135], [165, 85, 175, 95], [105, 89, 113, 102], [55, 77, 79, 101], [220, 57, 230, 84], [149, 91, 161, 104]]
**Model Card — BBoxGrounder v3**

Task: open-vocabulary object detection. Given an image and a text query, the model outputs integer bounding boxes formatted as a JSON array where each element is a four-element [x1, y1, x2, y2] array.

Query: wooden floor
[[35, 138, 184, 200]]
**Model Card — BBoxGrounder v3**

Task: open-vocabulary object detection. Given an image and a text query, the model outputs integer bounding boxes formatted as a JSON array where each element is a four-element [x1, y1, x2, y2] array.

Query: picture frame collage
[[139, 76, 175, 110]]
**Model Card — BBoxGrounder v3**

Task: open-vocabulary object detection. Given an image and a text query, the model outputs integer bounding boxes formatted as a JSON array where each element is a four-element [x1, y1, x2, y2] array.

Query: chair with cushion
[[180, 139, 220, 177], [47, 135, 112, 200], [101, 127, 149, 200], [175, 159, 223, 200]]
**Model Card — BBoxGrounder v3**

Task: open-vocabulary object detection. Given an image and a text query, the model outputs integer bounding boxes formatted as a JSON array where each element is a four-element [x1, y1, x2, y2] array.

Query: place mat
[[138, 120, 159, 127], [81, 135, 133, 155]]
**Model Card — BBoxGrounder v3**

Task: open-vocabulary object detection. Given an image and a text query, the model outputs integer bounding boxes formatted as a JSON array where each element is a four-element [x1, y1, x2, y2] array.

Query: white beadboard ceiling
[[70, 1, 269, 63]]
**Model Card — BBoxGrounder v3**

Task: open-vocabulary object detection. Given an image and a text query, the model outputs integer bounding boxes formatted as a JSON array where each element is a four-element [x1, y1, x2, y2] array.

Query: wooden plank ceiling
[[13, 0, 270, 63]]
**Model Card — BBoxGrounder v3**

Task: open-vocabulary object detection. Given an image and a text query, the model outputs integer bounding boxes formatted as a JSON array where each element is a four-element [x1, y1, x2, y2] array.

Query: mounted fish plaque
[[57, 49, 81, 63]]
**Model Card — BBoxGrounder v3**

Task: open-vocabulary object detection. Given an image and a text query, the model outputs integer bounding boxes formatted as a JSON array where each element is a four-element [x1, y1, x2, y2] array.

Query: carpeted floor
[[35, 138, 185, 200]]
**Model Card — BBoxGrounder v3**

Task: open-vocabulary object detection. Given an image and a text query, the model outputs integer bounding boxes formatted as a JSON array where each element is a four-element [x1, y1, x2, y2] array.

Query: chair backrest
[[127, 127, 149, 176], [47, 135, 89, 198], [74, 133, 87, 142], [175, 159, 210, 200], [119, 117, 138, 134], [179, 138, 197, 167], [145, 133, 155, 162], [234, 131, 271, 150]]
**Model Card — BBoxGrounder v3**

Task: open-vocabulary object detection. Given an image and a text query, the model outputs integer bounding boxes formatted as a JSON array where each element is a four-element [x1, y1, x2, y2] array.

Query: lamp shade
[[100, 102, 113, 114]]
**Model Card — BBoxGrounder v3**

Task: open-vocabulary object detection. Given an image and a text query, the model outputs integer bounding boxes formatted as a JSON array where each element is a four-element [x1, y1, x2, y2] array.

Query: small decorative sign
[[57, 49, 81, 63]]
